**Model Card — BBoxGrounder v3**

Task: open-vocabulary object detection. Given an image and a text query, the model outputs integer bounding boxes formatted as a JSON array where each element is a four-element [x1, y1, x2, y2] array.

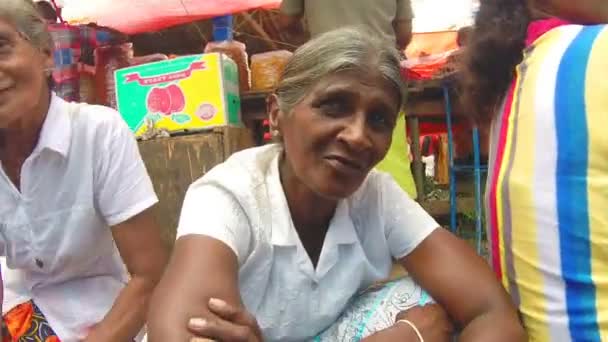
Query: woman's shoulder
[[182, 145, 282, 243], [347, 170, 394, 210], [210, 144, 280, 176], [72, 102, 127, 133], [347, 170, 420, 219], [55, 96, 131, 140], [222, 144, 282, 170], [190, 144, 282, 195]]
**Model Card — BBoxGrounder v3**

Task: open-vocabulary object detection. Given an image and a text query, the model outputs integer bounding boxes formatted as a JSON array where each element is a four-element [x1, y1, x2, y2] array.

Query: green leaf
[[147, 113, 162, 123], [172, 113, 191, 124]]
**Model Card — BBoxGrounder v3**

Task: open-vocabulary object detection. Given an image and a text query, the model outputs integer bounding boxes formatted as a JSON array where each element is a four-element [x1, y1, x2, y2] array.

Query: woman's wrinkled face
[[271, 71, 401, 200], [0, 19, 53, 128]]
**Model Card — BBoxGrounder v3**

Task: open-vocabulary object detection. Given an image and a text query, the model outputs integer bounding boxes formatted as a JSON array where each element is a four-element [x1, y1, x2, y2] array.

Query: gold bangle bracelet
[[396, 319, 424, 342]]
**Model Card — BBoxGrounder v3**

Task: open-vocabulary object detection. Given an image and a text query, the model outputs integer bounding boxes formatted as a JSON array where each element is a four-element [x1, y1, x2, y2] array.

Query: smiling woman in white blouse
[[0, 1, 168, 341], [148, 28, 526, 342]]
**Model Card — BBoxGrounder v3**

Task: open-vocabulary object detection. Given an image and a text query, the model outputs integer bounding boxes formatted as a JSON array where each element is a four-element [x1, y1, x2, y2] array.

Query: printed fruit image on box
[[115, 53, 241, 137]]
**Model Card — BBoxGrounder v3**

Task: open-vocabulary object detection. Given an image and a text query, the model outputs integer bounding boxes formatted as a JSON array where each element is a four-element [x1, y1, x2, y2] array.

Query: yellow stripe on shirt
[[505, 35, 558, 341]]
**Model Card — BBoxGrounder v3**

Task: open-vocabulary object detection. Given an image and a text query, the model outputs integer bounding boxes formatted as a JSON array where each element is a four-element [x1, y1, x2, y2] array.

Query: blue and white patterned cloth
[[314, 277, 433, 341]]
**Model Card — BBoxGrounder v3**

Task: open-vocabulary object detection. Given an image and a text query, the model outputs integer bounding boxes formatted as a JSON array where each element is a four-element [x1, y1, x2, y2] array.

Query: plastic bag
[[94, 43, 133, 108], [204, 40, 250, 92], [79, 65, 97, 104], [48, 23, 81, 101], [251, 50, 292, 91]]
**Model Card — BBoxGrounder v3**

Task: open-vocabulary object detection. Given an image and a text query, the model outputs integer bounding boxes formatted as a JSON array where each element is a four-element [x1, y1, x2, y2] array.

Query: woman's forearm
[[85, 275, 156, 341], [458, 310, 527, 342], [147, 286, 200, 342], [147, 236, 244, 342]]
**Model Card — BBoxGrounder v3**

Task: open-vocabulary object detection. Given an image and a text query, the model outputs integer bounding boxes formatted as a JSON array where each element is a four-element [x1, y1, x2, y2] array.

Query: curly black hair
[[460, 0, 531, 122]]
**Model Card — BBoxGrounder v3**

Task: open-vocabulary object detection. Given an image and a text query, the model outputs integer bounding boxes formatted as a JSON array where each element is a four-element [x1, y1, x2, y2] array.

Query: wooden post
[[436, 133, 450, 185], [407, 115, 424, 200]]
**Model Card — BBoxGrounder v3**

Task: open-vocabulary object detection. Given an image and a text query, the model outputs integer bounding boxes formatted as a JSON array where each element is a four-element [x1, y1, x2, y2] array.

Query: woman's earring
[[272, 130, 281, 138], [44, 68, 53, 76]]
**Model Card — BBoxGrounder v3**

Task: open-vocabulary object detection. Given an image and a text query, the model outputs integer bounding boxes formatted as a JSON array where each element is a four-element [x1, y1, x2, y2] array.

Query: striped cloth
[[486, 19, 608, 341], [48, 23, 80, 102], [48, 23, 122, 102]]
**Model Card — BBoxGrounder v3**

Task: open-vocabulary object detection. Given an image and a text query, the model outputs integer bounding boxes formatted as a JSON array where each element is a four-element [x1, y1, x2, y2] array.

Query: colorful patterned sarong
[[2, 301, 60, 342]]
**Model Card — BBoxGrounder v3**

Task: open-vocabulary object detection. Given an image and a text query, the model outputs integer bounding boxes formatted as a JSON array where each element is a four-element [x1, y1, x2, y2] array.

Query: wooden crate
[[139, 127, 255, 248]]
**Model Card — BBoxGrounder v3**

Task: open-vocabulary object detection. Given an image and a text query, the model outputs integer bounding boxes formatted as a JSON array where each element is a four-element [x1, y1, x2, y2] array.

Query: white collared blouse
[[0, 94, 158, 341], [177, 144, 438, 341]]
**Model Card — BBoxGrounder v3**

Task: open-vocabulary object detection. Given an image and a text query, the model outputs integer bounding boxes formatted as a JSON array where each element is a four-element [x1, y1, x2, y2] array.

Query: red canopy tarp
[[62, 0, 281, 34]]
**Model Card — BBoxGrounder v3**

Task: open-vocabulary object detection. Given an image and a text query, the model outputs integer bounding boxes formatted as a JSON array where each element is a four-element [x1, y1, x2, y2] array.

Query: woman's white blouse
[[177, 144, 438, 341], [0, 94, 158, 341]]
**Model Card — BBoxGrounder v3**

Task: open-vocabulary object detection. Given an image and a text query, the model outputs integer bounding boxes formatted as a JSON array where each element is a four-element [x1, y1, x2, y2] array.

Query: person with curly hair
[[462, 0, 608, 340]]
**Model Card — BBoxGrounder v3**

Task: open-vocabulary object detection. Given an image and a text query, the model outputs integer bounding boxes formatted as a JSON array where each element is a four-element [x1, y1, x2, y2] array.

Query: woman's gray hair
[[276, 27, 406, 114], [0, 0, 52, 51]]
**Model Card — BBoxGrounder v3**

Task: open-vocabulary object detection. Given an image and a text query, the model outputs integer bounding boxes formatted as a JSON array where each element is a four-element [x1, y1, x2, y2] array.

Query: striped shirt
[[487, 21, 608, 341]]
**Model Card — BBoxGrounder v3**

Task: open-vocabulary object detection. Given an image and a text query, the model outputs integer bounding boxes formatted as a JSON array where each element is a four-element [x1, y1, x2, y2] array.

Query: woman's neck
[[278, 153, 337, 232], [1, 90, 51, 162]]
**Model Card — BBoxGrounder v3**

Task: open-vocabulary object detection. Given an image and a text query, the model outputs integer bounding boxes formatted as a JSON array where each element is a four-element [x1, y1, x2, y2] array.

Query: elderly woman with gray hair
[[147, 28, 525, 342], [0, 0, 168, 341]]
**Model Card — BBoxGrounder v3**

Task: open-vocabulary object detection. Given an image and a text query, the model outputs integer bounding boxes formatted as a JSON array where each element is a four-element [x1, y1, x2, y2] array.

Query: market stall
[[48, 0, 480, 246], [44, 1, 295, 246]]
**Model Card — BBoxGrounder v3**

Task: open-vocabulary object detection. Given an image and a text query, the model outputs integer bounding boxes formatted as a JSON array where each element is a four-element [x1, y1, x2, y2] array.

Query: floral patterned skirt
[[2, 301, 60, 342]]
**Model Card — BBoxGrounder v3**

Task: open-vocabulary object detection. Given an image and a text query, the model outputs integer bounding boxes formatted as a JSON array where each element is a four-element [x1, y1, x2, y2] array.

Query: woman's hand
[[395, 304, 454, 342], [400, 229, 525, 341], [361, 304, 453, 342], [360, 326, 414, 342], [188, 298, 263, 342]]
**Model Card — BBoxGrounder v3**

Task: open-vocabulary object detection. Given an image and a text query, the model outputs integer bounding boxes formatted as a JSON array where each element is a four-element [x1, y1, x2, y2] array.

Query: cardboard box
[[115, 53, 241, 136]]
